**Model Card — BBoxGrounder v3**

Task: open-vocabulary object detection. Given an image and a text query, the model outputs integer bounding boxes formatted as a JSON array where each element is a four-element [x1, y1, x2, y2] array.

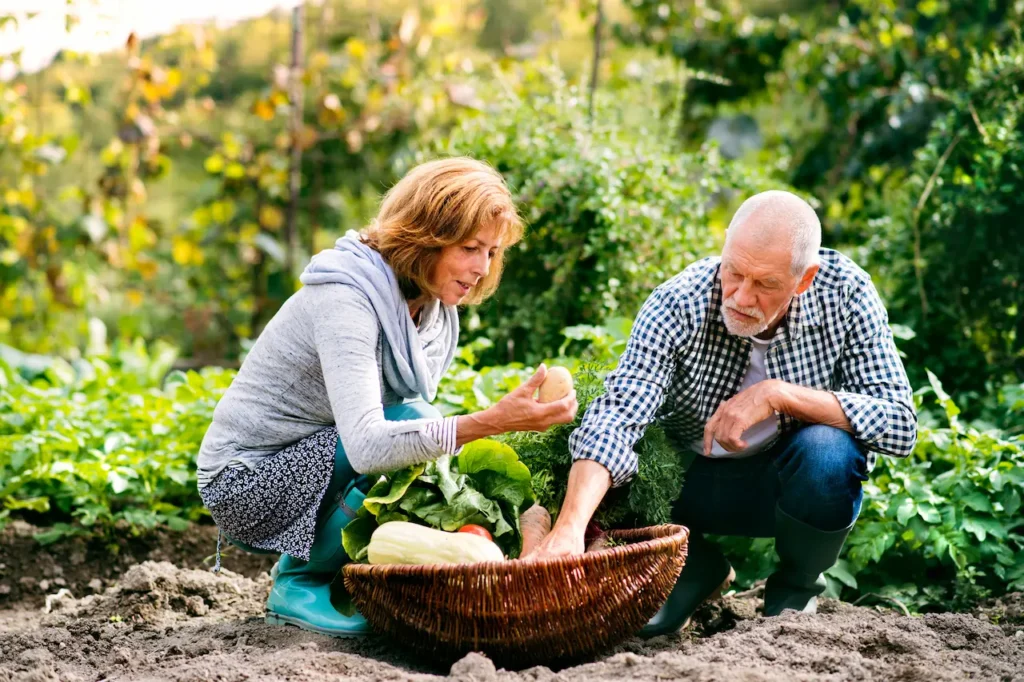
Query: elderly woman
[[196, 157, 577, 636]]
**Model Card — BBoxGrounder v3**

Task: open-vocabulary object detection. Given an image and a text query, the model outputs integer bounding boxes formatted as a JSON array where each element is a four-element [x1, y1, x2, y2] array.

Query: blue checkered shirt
[[569, 249, 918, 487]]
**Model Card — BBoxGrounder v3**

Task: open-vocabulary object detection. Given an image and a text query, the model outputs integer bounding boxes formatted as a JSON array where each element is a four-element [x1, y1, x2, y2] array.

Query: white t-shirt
[[691, 335, 779, 458]]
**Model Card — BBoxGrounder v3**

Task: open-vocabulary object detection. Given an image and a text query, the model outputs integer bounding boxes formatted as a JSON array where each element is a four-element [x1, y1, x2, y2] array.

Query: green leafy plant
[[723, 371, 1024, 612], [499, 364, 688, 529], [341, 439, 535, 560], [0, 340, 231, 542]]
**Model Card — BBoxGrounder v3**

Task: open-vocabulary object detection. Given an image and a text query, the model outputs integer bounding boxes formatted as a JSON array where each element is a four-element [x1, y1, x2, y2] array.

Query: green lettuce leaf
[[458, 440, 534, 510], [341, 514, 378, 563], [344, 438, 535, 561], [362, 464, 425, 515]]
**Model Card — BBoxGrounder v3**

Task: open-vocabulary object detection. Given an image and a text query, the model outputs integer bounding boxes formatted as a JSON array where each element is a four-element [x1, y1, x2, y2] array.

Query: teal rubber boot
[[264, 482, 370, 636], [763, 505, 853, 616], [639, 533, 735, 637], [264, 402, 442, 636]]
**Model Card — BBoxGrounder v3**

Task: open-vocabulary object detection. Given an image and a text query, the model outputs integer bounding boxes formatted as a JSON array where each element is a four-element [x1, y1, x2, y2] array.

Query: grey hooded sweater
[[196, 259, 461, 490]]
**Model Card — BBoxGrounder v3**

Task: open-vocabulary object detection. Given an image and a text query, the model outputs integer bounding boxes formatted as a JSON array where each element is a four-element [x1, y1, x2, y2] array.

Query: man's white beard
[[721, 296, 784, 337]]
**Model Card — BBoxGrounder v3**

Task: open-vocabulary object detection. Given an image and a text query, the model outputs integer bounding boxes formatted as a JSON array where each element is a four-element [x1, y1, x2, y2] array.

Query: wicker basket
[[342, 524, 689, 668]]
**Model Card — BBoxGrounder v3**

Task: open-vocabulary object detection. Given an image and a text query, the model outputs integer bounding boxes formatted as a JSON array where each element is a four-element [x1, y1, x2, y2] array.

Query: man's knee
[[779, 425, 867, 495]]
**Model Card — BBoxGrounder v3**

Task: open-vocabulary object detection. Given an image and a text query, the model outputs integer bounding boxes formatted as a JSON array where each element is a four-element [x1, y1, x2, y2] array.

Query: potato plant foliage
[[5, 323, 1020, 611]]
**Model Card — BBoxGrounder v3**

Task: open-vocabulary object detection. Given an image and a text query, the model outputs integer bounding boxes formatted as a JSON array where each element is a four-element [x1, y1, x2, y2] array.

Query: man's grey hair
[[725, 190, 821, 275]]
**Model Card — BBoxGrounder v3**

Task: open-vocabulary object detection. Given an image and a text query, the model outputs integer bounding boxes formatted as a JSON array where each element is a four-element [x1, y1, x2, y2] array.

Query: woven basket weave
[[342, 524, 689, 667]]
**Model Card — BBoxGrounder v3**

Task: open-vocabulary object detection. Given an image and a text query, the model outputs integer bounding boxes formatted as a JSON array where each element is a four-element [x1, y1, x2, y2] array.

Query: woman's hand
[[489, 364, 578, 433], [453, 365, 578, 447]]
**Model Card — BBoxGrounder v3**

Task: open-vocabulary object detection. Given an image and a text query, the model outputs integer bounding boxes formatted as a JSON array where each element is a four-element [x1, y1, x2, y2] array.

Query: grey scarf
[[299, 231, 459, 403]]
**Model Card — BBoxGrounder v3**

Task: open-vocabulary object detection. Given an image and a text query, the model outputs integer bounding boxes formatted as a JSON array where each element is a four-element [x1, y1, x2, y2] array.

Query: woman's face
[[431, 223, 501, 306]]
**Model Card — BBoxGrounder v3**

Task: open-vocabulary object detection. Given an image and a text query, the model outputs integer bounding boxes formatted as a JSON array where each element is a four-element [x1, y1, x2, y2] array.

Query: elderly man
[[529, 190, 917, 634]]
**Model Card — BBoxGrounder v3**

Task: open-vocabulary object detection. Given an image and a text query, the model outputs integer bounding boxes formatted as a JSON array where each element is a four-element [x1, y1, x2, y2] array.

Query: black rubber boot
[[638, 533, 735, 637], [763, 505, 853, 616]]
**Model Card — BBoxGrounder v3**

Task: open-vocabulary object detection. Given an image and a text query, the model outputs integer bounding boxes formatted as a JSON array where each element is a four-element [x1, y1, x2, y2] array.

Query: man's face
[[719, 228, 803, 338]]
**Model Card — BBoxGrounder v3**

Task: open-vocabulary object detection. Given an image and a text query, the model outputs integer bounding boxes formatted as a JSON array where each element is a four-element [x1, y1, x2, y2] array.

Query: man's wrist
[[767, 379, 792, 414]]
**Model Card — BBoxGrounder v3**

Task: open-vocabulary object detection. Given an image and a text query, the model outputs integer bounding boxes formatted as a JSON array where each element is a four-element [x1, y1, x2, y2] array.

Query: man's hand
[[703, 379, 783, 455], [522, 523, 584, 560], [522, 459, 611, 561]]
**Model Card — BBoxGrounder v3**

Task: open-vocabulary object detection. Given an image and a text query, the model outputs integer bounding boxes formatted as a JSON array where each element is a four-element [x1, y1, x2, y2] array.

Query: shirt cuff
[[571, 450, 635, 488], [423, 416, 461, 456], [832, 391, 888, 445]]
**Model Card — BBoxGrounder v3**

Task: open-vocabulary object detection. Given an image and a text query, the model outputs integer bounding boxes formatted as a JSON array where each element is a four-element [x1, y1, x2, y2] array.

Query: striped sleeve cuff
[[423, 416, 461, 455]]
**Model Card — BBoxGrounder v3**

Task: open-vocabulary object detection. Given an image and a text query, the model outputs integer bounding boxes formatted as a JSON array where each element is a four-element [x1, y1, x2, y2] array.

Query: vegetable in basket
[[343, 438, 535, 561], [458, 524, 493, 540], [367, 522, 504, 565]]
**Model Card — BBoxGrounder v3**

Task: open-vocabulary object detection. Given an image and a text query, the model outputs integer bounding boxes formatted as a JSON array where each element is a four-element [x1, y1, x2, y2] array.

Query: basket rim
[[343, 523, 689, 578]]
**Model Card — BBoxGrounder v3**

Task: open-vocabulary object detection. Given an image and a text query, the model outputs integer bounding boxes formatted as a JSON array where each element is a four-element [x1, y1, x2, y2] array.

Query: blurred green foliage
[[864, 43, 1024, 393], [426, 63, 773, 362]]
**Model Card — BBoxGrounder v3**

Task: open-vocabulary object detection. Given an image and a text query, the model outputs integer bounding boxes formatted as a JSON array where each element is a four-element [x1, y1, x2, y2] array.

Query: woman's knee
[[383, 400, 443, 422]]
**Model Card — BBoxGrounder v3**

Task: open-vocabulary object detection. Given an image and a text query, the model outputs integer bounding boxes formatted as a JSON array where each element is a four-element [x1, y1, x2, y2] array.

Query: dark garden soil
[[1, 521, 1022, 681]]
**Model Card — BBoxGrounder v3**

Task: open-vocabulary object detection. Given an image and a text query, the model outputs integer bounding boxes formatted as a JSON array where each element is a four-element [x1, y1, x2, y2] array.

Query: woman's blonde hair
[[363, 157, 523, 306]]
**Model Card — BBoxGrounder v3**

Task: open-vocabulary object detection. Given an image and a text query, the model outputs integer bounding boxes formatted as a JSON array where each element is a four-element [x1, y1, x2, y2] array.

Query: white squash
[[367, 521, 504, 565], [538, 366, 573, 403]]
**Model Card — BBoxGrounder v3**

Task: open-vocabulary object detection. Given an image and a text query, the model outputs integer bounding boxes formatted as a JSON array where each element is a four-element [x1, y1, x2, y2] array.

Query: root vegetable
[[538, 366, 573, 403], [519, 504, 552, 557]]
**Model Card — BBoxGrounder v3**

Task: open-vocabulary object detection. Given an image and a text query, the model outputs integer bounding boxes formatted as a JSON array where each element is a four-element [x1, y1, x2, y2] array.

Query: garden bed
[[1, 527, 1021, 682]]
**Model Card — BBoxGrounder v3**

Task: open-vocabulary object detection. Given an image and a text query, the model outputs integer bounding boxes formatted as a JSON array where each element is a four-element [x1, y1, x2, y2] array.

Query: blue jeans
[[671, 425, 869, 536]]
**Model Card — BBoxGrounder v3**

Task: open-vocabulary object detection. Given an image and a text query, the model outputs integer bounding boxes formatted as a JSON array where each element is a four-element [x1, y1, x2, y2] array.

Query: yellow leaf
[[135, 257, 158, 280], [222, 134, 242, 159], [345, 38, 367, 60], [172, 238, 204, 266], [253, 99, 275, 121], [129, 219, 156, 251], [259, 205, 284, 231], [204, 154, 225, 174], [211, 200, 236, 223], [340, 65, 361, 89], [239, 222, 260, 243], [141, 81, 162, 103], [309, 51, 330, 71], [166, 68, 182, 91], [3, 189, 20, 206], [192, 206, 212, 228], [126, 289, 144, 306], [225, 162, 246, 179], [15, 229, 33, 257]]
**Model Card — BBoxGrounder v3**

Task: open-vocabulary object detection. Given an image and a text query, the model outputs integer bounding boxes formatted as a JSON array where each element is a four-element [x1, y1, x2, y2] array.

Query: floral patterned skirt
[[199, 426, 338, 562]]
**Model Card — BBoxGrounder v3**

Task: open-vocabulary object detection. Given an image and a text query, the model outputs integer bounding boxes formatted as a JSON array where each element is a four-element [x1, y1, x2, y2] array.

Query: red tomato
[[458, 524, 493, 541]]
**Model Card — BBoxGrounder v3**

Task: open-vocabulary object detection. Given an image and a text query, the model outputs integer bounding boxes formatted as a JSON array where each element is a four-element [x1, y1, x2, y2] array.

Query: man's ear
[[795, 264, 819, 295]]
